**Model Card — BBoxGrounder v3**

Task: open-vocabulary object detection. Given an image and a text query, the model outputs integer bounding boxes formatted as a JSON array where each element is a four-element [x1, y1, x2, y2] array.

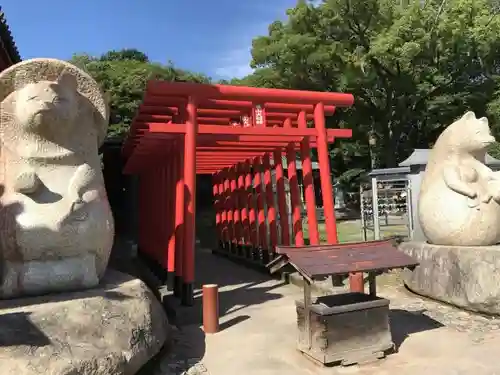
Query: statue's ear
[[57, 71, 78, 91], [462, 111, 476, 122], [13, 69, 26, 91]]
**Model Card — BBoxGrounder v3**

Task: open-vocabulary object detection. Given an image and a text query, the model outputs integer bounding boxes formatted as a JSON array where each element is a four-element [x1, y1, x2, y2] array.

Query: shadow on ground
[[167, 248, 284, 327], [0, 312, 51, 347], [147, 247, 280, 374], [137, 325, 207, 375], [389, 308, 444, 349]]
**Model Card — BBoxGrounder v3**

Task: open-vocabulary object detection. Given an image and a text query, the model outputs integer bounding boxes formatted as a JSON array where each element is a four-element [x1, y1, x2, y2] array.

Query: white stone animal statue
[[0, 58, 114, 298], [419, 111, 500, 246]]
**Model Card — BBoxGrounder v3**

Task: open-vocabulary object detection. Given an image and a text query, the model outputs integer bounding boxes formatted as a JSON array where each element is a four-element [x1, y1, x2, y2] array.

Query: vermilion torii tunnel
[[121, 81, 360, 306]]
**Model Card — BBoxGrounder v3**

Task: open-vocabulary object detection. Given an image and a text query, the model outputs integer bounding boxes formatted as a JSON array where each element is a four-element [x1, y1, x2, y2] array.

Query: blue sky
[[1, 0, 300, 80]]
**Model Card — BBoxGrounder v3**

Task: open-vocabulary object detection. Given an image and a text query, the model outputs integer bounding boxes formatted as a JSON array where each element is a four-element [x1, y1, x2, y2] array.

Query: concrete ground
[[152, 248, 500, 375]]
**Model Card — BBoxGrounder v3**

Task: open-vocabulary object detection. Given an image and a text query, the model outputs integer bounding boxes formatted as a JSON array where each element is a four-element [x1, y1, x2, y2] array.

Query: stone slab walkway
[[151, 248, 500, 375]]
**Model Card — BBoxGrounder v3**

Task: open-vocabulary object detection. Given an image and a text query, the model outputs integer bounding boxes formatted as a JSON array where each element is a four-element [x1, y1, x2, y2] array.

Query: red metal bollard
[[203, 284, 219, 334]]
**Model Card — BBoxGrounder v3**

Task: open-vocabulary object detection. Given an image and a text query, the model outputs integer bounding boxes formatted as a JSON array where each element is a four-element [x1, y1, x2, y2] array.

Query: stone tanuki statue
[[418, 111, 500, 246], [0, 58, 114, 298]]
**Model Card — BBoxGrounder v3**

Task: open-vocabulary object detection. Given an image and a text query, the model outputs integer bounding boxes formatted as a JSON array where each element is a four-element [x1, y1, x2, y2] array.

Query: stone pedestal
[[400, 241, 500, 315], [0, 271, 169, 375]]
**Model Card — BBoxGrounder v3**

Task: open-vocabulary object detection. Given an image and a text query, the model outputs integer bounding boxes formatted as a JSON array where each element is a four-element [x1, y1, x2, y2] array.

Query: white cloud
[[212, 0, 300, 79], [214, 47, 254, 79], [215, 64, 255, 79]]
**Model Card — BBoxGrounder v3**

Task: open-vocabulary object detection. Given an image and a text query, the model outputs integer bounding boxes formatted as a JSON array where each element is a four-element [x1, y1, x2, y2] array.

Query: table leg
[[303, 277, 312, 349], [368, 272, 377, 297]]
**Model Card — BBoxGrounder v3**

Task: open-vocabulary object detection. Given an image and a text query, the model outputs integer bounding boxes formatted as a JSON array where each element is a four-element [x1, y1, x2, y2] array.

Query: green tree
[[230, 67, 288, 88], [100, 48, 149, 63], [70, 49, 211, 138], [244, 0, 500, 188]]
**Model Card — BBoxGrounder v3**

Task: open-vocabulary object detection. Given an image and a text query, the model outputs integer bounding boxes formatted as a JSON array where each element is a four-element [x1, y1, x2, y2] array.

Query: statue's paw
[[481, 194, 493, 203], [487, 181, 500, 202], [69, 199, 88, 221], [467, 197, 481, 208], [68, 163, 96, 197], [13, 171, 41, 194], [71, 199, 85, 211], [82, 189, 100, 202]]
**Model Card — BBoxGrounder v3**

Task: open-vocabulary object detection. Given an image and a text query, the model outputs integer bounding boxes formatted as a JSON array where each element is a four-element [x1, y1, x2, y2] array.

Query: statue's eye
[[53, 96, 66, 103]]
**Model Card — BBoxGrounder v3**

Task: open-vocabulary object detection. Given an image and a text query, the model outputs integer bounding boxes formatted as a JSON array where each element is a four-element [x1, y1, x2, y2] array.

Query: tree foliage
[[69, 2, 500, 192], [229, 67, 289, 88], [242, 0, 500, 189], [70, 49, 210, 138]]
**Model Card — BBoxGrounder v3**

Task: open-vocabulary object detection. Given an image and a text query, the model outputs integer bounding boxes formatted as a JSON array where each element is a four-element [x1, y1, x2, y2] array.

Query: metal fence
[[360, 177, 412, 241]]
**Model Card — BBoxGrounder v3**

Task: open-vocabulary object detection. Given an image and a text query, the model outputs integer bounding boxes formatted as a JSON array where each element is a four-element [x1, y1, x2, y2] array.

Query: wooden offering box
[[296, 293, 393, 366], [271, 239, 418, 366]]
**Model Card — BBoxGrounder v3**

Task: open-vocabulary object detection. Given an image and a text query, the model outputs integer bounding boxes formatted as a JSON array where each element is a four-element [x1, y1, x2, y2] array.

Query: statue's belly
[[13, 200, 114, 261], [419, 187, 500, 246]]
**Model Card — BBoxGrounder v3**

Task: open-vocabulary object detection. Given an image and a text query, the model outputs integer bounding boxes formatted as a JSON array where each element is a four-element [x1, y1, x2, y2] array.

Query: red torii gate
[[122, 81, 363, 306]]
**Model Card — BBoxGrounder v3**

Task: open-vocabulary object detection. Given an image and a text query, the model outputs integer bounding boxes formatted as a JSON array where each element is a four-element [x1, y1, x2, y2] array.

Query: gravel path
[[145, 257, 500, 375], [152, 326, 209, 375], [382, 284, 500, 340]]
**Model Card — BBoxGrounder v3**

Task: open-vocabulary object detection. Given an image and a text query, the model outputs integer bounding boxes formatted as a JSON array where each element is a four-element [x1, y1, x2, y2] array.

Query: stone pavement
[[150, 248, 500, 375]]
